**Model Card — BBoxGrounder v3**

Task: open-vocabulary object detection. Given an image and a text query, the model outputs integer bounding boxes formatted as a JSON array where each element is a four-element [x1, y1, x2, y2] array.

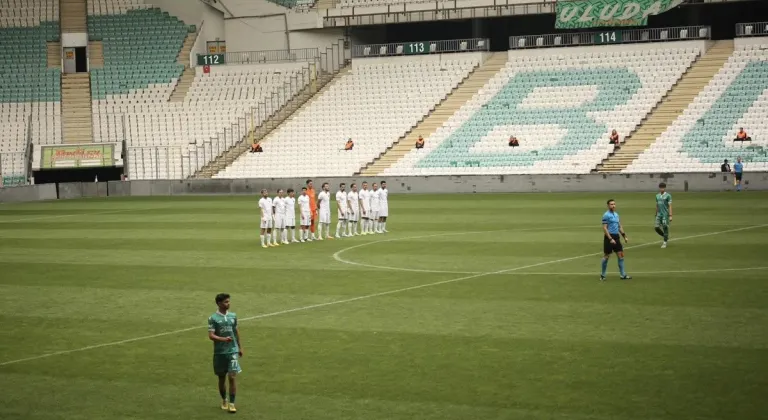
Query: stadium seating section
[[626, 41, 768, 173], [88, 6, 191, 99], [120, 63, 309, 179], [0, 0, 60, 181], [215, 57, 480, 178], [383, 45, 700, 175]]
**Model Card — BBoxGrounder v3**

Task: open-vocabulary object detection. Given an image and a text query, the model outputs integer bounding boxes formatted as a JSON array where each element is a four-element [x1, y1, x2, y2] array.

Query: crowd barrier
[[2, 173, 767, 203]]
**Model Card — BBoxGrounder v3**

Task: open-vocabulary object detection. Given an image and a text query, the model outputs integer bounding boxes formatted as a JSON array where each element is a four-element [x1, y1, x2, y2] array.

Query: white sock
[[260, 234, 265, 246], [272, 230, 278, 244], [282, 230, 287, 242], [368, 219, 373, 233], [382, 222, 386, 231], [348, 221, 354, 236], [291, 228, 296, 241], [373, 221, 378, 232], [336, 222, 342, 237]]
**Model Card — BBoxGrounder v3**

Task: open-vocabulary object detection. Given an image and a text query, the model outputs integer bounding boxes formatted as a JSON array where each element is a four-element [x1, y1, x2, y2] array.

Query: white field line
[[510, 266, 768, 276], [333, 224, 768, 275], [1, 223, 765, 367]]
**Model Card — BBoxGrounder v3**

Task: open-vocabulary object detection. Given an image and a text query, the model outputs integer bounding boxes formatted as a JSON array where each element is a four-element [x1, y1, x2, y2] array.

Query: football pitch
[[0, 192, 767, 420]]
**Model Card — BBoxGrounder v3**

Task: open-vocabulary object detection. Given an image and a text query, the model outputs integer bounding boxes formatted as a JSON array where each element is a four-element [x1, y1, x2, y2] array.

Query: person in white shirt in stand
[[370, 183, 381, 234], [298, 187, 312, 242], [347, 183, 360, 236], [335, 183, 349, 238], [284, 188, 298, 243], [317, 182, 332, 240], [358, 181, 371, 235], [258, 189, 275, 248], [377, 180, 389, 233], [272, 189, 288, 245]]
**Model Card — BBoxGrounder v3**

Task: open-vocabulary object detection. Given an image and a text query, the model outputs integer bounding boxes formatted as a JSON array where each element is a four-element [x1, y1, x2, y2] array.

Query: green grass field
[[1, 192, 767, 420]]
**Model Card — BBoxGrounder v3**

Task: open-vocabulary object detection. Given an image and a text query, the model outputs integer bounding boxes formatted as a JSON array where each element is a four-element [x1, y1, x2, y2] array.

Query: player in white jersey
[[272, 189, 287, 245], [317, 182, 332, 240], [358, 181, 371, 235], [258, 189, 275, 248], [297, 187, 312, 242], [284, 189, 298, 243], [377, 180, 389, 233], [370, 183, 381, 234], [347, 183, 360, 236], [335, 183, 349, 238]]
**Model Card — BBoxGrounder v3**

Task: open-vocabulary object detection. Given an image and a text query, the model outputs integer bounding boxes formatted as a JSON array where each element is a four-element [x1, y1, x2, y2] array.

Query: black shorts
[[735, 173, 743, 181], [603, 234, 623, 255]]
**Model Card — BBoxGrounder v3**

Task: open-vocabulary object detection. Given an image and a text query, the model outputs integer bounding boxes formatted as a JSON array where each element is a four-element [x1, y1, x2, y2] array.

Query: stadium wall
[[151, 0, 226, 60], [3, 174, 768, 202]]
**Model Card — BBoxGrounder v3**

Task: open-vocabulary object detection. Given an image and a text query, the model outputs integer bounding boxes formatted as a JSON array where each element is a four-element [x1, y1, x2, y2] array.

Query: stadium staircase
[[61, 0, 87, 32], [88, 40, 104, 68], [61, 0, 94, 143], [47, 41, 61, 68], [358, 51, 508, 176], [194, 66, 347, 178], [595, 40, 734, 173], [61, 73, 94, 143], [313, 0, 334, 8], [169, 31, 197, 102]]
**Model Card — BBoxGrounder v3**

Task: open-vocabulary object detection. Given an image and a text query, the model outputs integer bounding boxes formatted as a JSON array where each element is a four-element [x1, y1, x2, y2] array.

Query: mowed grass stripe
[[1, 193, 767, 420]]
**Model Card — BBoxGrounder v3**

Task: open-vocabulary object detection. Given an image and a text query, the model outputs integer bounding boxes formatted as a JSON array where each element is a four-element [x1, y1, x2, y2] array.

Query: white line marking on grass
[[334, 224, 768, 275], [1, 223, 766, 367], [511, 266, 768, 276]]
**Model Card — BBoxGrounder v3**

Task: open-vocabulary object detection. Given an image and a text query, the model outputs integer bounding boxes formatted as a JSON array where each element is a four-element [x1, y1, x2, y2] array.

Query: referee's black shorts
[[603, 234, 623, 255], [735, 172, 743, 181]]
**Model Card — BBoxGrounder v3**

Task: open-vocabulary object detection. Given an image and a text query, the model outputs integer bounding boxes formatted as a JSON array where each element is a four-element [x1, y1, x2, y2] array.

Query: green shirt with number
[[208, 312, 239, 355], [656, 192, 672, 219]]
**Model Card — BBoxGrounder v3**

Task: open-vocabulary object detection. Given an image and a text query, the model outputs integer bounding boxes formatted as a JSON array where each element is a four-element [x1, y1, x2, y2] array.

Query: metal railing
[[124, 39, 347, 180], [0, 116, 31, 187], [218, 48, 321, 66], [736, 22, 768, 38], [352, 38, 489, 58], [510, 26, 710, 49]]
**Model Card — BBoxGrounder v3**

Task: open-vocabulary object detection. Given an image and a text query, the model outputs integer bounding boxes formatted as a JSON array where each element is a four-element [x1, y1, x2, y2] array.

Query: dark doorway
[[75, 46, 88, 72]]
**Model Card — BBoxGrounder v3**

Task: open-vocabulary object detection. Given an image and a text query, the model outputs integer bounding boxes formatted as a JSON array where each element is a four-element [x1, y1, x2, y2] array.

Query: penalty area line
[[0, 223, 766, 367]]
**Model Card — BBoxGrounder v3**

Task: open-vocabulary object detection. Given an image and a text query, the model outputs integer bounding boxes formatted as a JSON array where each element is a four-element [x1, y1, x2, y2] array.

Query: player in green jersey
[[208, 293, 243, 413], [654, 182, 673, 248]]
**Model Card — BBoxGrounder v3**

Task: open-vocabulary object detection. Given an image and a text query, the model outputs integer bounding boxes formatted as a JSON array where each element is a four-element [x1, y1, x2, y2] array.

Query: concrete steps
[[169, 32, 197, 102], [359, 51, 509, 176], [596, 40, 735, 173], [47, 42, 61, 68], [194, 67, 346, 178], [61, 73, 94, 143], [88, 41, 104, 68], [61, 0, 87, 32]]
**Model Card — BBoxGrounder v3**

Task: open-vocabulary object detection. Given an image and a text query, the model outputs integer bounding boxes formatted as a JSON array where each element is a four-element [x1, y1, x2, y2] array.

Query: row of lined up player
[[256, 180, 390, 247]]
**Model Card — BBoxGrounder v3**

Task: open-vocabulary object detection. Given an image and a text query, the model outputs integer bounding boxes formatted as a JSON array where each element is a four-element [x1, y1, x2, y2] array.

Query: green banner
[[555, 0, 682, 29], [40, 144, 115, 169]]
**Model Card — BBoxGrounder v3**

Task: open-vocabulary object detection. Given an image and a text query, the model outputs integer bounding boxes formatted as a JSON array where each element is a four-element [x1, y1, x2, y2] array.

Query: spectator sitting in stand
[[415, 135, 425, 149], [734, 128, 751, 142], [610, 130, 620, 149], [344, 138, 354, 150], [250, 142, 263, 153], [508, 136, 519, 147], [721, 159, 731, 173]]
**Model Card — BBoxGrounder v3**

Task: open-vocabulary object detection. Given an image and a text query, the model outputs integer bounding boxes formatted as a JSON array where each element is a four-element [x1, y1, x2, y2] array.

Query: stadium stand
[[214, 55, 480, 178], [0, 0, 61, 183], [381, 43, 700, 176], [120, 63, 309, 180], [625, 40, 768, 173], [87, 4, 190, 100]]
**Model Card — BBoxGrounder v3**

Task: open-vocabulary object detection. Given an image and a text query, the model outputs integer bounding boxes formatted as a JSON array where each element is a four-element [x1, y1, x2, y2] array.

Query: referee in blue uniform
[[601, 199, 632, 281]]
